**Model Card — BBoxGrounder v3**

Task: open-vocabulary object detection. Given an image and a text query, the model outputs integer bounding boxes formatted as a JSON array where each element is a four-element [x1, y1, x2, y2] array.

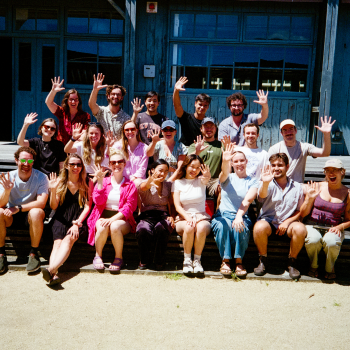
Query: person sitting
[[112, 120, 148, 185], [211, 144, 259, 277], [42, 154, 91, 285], [45, 77, 90, 144], [136, 159, 175, 271], [172, 154, 211, 274], [146, 120, 187, 181], [0, 147, 49, 274], [253, 153, 307, 279], [300, 159, 350, 280], [87, 149, 137, 272], [17, 113, 66, 175]]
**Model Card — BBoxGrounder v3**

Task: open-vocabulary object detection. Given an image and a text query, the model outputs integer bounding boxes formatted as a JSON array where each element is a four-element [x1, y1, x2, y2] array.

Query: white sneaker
[[183, 258, 193, 274], [193, 259, 204, 274]]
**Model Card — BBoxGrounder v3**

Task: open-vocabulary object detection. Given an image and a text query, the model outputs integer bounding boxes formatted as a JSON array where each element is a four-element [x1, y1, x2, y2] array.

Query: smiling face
[[185, 159, 202, 179], [145, 96, 160, 115], [88, 126, 102, 147], [281, 125, 297, 145], [67, 93, 79, 111], [66, 156, 83, 175], [230, 99, 245, 117], [244, 126, 259, 148], [162, 126, 176, 140], [109, 154, 126, 175], [124, 122, 138, 140], [195, 100, 210, 117], [270, 159, 289, 179], [41, 121, 57, 138], [231, 152, 247, 174], [16, 151, 34, 176], [108, 88, 123, 107], [324, 167, 345, 184], [200, 122, 216, 141], [151, 164, 169, 182]]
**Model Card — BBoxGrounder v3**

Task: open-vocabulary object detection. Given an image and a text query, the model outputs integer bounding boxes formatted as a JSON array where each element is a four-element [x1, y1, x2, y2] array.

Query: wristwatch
[[17, 205, 22, 212]]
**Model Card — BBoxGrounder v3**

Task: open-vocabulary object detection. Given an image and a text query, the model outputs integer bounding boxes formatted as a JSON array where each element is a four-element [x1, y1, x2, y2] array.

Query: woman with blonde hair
[[42, 154, 91, 285]]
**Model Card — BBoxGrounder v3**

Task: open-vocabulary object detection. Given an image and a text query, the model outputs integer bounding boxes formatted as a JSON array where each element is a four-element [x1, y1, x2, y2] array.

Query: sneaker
[[254, 256, 267, 276], [287, 257, 300, 279], [193, 259, 204, 274], [0, 255, 7, 273], [26, 253, 41, 272], [183, 258, 193, 274]]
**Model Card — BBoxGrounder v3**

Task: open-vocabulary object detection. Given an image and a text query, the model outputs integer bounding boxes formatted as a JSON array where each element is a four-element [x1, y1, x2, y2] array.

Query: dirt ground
[[0, 271, 349, 350]]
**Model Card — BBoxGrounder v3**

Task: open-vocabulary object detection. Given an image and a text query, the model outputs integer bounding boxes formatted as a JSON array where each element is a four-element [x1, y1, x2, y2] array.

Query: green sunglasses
[[19, 159, 34, 164]]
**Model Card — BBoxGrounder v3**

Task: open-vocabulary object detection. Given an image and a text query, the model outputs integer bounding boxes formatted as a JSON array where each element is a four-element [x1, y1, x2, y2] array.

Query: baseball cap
[[323, 159, 344, 169], [201, 117, 216, 125], [280, 119, 295, 129], [161, 120, 176, 130]]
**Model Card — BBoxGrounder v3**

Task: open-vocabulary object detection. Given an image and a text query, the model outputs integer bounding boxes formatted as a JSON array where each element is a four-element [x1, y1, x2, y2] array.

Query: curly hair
[[37, 118, 58, 139], [14, 146, 37, 161], [61, 89, 83, 114], [82, 123, 106, 166], [226, 92, 247, 109], [106, 85, 127, 103]]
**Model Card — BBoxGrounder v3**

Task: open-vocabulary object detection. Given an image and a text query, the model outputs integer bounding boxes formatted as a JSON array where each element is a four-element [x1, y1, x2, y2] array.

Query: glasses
[[230, 104, 244, 109], [124, 128, 136, 133], [68, 98, 79, 103], [42, 125, 56, 132], [162, 128, 175, 132], [19, 159, 34, 164], [324, 168, 341, 174], [88, 122, 101, 126], [68, 163, 83, 168], [110, 160, 125, 166]]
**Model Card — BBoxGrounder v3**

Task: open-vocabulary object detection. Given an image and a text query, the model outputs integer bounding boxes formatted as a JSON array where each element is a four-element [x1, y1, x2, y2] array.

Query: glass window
[[18, 42, 31, 91], [67, 11, 88, 33], [245, 16, 267, 40], [184, 45, 207, 66], [260, 47, 284, 68], [211, 46, 234, 66], [233, 68, 258, 91], [42, 45, 55, 92], [16, 9, 35, 31], [235, 47, 259, 67], [0, 8, 6, 31], [217, 15, 238, 39], [15, 8, 57, 31], [195, 15, 216, 38], [173, 14, 194, 38], [284, 70, 307, 92], [285, 48, 309, 68], [184, 67, 207, 89], [268, 16, 290, 41], [99, 42, 123, 63], [291, 17, 312, 41], [111, 14, 123, 35], [67, 41, 97, 62], [90, 12, 110, 35], [37, 10, 57, 31], [210, 68, 232, 90], [259, 69, 282, 91]]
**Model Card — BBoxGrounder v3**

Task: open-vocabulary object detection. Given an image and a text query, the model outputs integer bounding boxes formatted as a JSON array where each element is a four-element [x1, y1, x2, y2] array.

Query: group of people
[[0, 74, 348, 285]]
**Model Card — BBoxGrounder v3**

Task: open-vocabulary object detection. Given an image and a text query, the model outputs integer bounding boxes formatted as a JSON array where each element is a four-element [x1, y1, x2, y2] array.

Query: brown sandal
[[235, 263, 247, 278], [220, 261, 232, 276], [308, 267, 318, 278], [325, 272, 336, 280]]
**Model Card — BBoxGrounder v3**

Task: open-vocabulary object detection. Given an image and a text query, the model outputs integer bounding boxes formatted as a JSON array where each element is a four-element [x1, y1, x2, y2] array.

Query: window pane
[[285, 48, 309, 69], [18, 43, 31, 91], [195, 14, 216, 38], [211, 46, 234, 66], [184, 67, 207, 89], [99, 63, 121, 85], [67, 41, 97, 62], [268, 16, 290, 41], [42, 45, 55, 92], [233, 68, 258, 90], [259, 69, 282, 91], [291, 17, 312, 41], [235, 47, 259, 67], [0, 8, 6, 30], [210, 68, 232, 90], [184, 45, 207, 66], [111, 18, 123, 35], [37, 9, 57, 31], [284, 70, 307, 92], [246, 16, 267, 40], [90, 12, 110, 34], [99, 42, 122, 63], [67, 11, 88, 33], [16, 9, 35, 31], [173, 14, 194, 38], [260, 47, 284, 68], [67, 62, 95, 85], [217, 15, 238, 39], [170, 66, 184, 87]]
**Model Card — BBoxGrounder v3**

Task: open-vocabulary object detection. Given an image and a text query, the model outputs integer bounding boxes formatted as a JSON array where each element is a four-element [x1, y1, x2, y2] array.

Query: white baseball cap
[[280, 119, 295, 129], [323, 159, 344, 169]]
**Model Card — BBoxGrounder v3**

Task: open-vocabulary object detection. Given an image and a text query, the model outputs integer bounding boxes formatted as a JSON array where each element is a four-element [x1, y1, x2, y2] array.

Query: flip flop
[[325, 272, 336, 280], [220, 261, 232, 276], [308, 267, 318, 278], [49, 275, 61, 286], [93, 256, 105, 271], [109, 258, 124, 272], [235, 263, 247, 278]]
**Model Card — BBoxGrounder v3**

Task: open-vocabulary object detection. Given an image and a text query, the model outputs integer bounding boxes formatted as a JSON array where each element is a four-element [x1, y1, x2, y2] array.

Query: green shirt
[[188, 140, 222, 178]]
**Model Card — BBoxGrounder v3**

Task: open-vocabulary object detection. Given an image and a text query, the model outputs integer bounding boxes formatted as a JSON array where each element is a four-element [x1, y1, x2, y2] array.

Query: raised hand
[[221, 135, 233, 151], [72, 123, 84, 140], [105, 130, 116, 148], [91, 164, 108, 183], [149, 128, 161, 143], [306, 181, 321, 200], [48, 172, 60, 190], [253, 90, 268, 106], [222, 142, 236, 162], [93, 73, 108, 91], [174, 76, 188, 92], [260, 164, 274, 183], [315, 116, 336, 134], [24, 113, 38, 126], [149, 169, 163, 183], [51, 77, 65, 93], [194, 135, 209, 154], [131, 98, 144, 113], [199, 164, 211, 180], [0, 172, 15, 191]]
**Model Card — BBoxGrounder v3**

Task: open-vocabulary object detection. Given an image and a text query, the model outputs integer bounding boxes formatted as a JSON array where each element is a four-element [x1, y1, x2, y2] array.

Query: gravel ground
[[0, 271, 349, 350]]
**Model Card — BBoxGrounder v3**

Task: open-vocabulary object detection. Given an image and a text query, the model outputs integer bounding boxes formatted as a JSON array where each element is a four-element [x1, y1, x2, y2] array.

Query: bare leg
[[49, 240, 62, 268], [95, 219, 110, 258], [28, 208, 45, 248], [193, 221, 210, 255], [109, 220, 131, 259], [0, 208, 13, 247], [253, 220, 272, 255], [175, 221, 195, 254], [287, 222, 307, 258]]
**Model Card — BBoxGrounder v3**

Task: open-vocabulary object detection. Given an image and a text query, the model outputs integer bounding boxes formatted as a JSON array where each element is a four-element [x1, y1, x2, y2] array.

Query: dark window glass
[[37, 10, 57, 31], [233, 68, 258, 90], [90, 12, 110, 34], [67, 41, 97, 62], [172, 44, 184, 66], [259, 69, 282, 91], [235, 47, 259, 67], [67, 62, 95, 85], [99, 42, 122, 63], [246, 16, 267, 40], [195, 15, 216, 38], [111, 18, 123, 35], [211, 46, 234, 66], [18, 43, 31, 91], [291, 17, 312, 41], [16, 9, 35, 31], [170, 66, 184, 87], [260, 47, 284, 68], [173, 14, 194, 38], [210, 68, 232, 90], [284, 70, 307, 92], [0, 8, 6, 31], [217, 15, 238, 39], [42, 45, 55, 92], [67, 11, 88, 33], [285, 48, 309, 68], [99, 63, 121, 85], [184, 67, 207, 89], [184, 45, 207, 66], [268, 16, 290, 41]]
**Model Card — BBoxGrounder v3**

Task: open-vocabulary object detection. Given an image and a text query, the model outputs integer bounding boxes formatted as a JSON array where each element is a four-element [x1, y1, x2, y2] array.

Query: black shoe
[[254, 256, 267, 276], [287, 257, 300, 279], [26, 253, 40, 272], [0, 255, 7, 273], [138, 261, 147, 270]]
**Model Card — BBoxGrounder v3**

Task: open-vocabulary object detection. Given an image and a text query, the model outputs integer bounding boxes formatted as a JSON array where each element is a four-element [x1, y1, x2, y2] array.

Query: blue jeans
[[211, 211, 252, 260]]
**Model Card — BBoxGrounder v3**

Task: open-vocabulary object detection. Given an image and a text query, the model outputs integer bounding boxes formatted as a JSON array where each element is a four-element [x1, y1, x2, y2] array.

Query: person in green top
[[188, 117, 222, 198]]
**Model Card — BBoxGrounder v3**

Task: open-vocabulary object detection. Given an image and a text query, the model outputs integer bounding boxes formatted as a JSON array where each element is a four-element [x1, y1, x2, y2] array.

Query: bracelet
[[71, 137, 77, 142]]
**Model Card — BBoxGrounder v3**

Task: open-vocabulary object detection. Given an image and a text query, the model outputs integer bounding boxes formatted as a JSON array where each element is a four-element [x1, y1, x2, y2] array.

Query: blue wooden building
[[1, 0, 349, 154]]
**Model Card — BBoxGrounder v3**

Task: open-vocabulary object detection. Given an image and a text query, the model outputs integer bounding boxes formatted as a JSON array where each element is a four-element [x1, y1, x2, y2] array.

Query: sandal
[[109, 258, 124, 272], [220, 261, 232, 276], [325, 272, 336, 280], [235, 263, 247, 278], [308, 267, 318, 278], [93, 256, 105, 271], [42, 268, 53, 282], [49, 274, 61, 286]]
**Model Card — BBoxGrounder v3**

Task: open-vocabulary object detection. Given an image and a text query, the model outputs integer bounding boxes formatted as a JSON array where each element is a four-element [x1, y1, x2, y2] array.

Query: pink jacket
[[87, 176, 137, 246]]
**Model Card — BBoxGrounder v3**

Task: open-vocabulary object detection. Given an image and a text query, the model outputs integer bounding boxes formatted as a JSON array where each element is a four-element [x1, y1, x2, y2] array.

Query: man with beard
[[0, 147, 49, 274], [88, 73, 130, 140], [218, 91, 269, 146], [268, 117, 335, 183], [253, 153, 307, 279]]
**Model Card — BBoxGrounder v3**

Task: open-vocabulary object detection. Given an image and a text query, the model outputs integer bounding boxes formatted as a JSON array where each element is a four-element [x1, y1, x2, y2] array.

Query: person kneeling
[[253, 153, 306, 279]]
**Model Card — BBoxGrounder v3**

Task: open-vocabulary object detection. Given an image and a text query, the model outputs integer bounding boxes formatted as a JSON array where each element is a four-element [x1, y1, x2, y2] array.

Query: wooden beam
[[317, 0, 339, 147], [106, 0, 125, 19]]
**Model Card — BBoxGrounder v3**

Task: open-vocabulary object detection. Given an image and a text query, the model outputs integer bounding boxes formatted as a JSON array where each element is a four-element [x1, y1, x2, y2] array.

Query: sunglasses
[[124, 127, 136, 133], [68, 163, 83, 167], [43, 125, 56, 132], [88, 122, 101, 126], [19, 159, 34, 164], [109, 160, 125, 166], [68, 98, 79, 103], [162, 128, 175, 132]]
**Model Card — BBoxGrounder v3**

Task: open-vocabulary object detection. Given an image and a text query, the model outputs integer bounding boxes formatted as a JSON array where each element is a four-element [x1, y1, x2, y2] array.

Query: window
[[15, 8, 58, 32], [170, 12, 313, 94], [0, 8, 6, 31], [66, 40, 122, 85]]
